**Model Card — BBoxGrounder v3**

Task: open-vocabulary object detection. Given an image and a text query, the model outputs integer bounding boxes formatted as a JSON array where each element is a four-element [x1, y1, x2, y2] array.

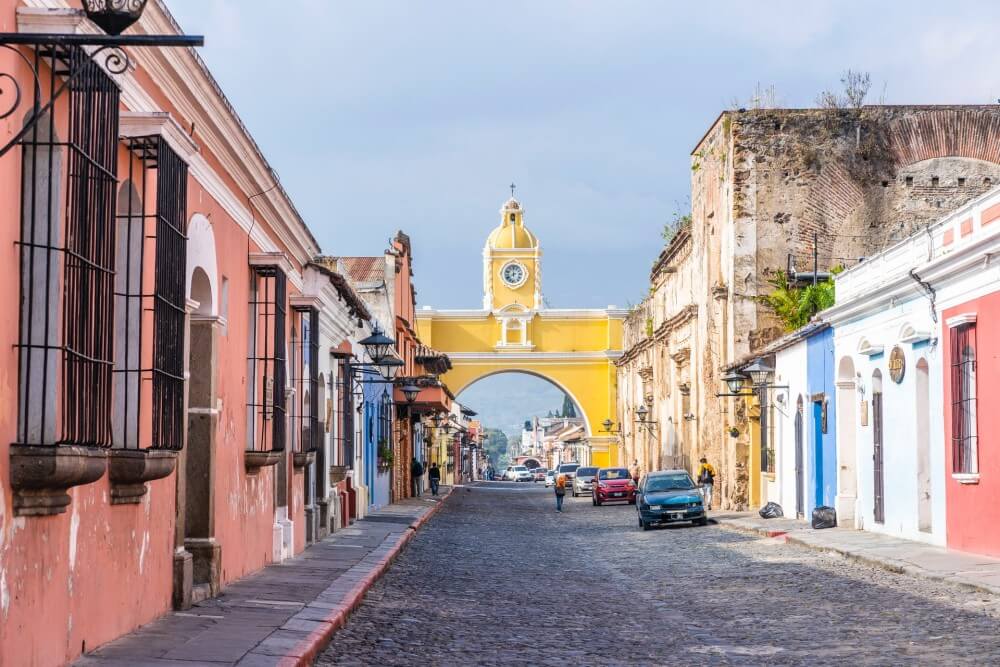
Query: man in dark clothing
[[410, 458, 424, 497], [428, 462, 442, 495]]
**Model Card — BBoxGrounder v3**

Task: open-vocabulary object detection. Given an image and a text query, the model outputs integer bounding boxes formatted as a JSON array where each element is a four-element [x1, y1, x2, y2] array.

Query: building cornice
[[447, 351, 623, 362]]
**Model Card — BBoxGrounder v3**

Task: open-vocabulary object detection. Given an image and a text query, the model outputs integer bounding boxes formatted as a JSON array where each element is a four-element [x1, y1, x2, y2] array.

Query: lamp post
[[82, 0, 149, 36]]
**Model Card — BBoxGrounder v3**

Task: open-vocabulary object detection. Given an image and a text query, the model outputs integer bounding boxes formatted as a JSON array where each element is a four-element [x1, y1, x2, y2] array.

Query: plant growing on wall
[[377, 441, 394, 467], [760, 267, 844, 332]]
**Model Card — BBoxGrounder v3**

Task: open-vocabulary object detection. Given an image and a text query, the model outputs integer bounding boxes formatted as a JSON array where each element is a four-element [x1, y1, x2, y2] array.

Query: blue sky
[[170, 1, 1000, 310]]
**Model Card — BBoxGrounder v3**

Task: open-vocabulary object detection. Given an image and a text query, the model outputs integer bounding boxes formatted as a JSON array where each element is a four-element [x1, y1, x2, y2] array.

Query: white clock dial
[[502, 262, 526, 287]]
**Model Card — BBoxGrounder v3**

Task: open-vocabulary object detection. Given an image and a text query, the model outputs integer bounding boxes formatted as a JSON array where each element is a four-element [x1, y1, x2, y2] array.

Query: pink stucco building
[[0, 3, 379, 664]]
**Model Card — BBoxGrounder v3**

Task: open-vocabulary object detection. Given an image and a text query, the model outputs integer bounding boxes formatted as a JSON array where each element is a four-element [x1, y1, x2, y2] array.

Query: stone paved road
[[316, 482, 1000, 666]]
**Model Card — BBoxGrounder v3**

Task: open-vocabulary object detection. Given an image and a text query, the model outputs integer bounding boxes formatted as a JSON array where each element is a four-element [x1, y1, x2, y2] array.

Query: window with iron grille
[[291, 307, 320, 454], [951, 324, 978, 474], [16, 46, 119, 448], [113, 136, 188, 451], [247, 266, 287, 452]]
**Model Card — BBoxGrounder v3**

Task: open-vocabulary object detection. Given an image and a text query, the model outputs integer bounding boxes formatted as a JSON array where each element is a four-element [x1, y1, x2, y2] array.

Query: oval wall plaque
[[889, 345, 906, 384]]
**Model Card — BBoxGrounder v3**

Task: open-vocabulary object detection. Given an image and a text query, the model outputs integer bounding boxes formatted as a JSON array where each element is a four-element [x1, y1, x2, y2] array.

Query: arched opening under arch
[[190, 267, 213, 317], [835, 356, 858, 527], [456, 370, 588, 473]]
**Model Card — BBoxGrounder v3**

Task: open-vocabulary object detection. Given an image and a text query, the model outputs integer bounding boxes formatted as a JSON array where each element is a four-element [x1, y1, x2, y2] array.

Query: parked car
[[556, 463, 580, 486], [502, 466, 515, 481], [636, 470, 707, 530], [592, 467, 636, 505], [532, 467, 548, 482], [572, 466, 598, 496], [544, 470, 557, 487]]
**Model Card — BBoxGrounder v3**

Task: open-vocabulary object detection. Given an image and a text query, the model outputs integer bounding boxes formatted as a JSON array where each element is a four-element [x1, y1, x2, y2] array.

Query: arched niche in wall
[[186, 213, 218, 316]]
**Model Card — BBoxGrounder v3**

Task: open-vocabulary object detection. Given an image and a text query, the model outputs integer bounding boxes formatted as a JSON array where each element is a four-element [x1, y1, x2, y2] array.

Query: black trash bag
[[812, 506, 837, 529], [759, 502, 784, 519]]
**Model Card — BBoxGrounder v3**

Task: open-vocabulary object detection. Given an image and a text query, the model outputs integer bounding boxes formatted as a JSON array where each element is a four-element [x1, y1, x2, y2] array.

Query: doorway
[[795, 396, 804, 518], [916, 359, 932, 533], [184, 268, 221, 598], [872, 370, 885, 525], [813, 399, 825, 510]]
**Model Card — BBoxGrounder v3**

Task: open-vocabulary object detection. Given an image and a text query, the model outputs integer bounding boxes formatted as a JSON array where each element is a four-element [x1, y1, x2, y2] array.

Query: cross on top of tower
[[510, 182, 516, 197]]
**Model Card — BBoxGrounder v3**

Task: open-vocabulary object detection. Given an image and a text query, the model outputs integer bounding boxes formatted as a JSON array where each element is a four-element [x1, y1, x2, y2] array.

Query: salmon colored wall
[[943, 292, 1000, 557], [0, 4, 313, 660]]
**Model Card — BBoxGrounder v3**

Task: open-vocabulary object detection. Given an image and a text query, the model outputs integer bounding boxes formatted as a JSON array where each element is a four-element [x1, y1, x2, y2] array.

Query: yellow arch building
[[416, 195, 626, 467]]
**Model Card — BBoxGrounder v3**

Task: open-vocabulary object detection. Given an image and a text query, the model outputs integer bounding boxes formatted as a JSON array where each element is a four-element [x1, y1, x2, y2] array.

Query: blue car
[[636, 470, 707, 530]]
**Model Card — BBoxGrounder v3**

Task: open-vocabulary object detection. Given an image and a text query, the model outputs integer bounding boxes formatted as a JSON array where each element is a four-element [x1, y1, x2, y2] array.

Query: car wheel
[[695, 517, 708, 527], [595, 498, 602, 506], [637, 515, 643, 527], [628, 499, 636, 505], [641, 519, 650, 531]]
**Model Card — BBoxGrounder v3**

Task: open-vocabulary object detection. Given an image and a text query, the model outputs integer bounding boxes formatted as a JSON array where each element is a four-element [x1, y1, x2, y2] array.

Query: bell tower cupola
[[482, 186, 543, 313]]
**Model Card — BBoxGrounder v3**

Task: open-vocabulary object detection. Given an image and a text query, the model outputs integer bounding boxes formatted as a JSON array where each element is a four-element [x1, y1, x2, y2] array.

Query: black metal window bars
[[115, 135, 188, 451], [15, 45, 119, 449], [951, 323, 978, 475], [247, 265, 287, 452], [290, 307, 320, 454]]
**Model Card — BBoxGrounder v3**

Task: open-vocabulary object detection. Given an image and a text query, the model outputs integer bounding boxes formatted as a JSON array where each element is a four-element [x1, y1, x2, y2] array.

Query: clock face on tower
[[501, 261, 527, 288]]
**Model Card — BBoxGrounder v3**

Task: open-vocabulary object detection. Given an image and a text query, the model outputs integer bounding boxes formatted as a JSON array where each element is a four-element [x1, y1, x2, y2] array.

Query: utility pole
[[813, 232, 819, 286]]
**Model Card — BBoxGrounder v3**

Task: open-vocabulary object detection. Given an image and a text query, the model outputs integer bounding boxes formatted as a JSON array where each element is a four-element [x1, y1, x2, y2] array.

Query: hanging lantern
[[82, 0, 149, 36]]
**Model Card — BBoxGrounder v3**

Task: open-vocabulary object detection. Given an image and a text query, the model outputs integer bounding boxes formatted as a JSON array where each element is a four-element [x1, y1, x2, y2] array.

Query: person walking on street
[[428, 462, 442, 496], [410, 458, 424, 497], [554, 473, 567, 512], [697, 457, 716, 510], [630, 460, 641, 485]]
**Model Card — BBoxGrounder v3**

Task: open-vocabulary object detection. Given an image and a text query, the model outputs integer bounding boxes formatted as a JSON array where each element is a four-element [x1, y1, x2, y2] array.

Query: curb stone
[[265, 486, 456, 667]]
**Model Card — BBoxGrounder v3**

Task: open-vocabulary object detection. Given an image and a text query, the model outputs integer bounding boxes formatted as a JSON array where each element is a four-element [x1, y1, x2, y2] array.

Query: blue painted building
[[772, 321, 837, 518], [362, 369, 393, 510]]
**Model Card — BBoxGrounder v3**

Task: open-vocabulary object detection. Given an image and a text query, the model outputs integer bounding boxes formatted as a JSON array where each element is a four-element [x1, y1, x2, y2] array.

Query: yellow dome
[[486, 196, 538, 249], [487, 222, 538, 249]]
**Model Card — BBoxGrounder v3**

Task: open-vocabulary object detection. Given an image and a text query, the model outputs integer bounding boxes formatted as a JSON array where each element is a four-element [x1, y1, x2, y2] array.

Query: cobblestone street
[[317, 482, 1000, 666]]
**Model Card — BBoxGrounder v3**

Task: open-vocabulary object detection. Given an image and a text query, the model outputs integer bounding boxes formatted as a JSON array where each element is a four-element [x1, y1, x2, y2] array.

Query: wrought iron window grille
[[247, 265, 287, 453], [15, 45, 120, 450], [290, 307, 320, 457], [113, 135, 188, 453], [951, 324, 978, 475], [3, 18, 202, 516]]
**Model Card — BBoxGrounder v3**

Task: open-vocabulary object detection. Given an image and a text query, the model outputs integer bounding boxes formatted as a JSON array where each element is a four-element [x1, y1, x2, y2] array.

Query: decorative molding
[[857, 339, 884, 357], [945, 313, 977, 329], [119, 111, 200, 163], [250, 252, 294, 276], [952, 473, 980, 485], [448, 350, 623, 362], [289, 295, 323, 311], [898, 323, 932, 345]]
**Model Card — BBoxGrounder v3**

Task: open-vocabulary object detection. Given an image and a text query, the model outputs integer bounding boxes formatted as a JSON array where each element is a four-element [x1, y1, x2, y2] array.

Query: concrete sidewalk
[[75, 487, 454, 667], [713, 511, 1000, 596]]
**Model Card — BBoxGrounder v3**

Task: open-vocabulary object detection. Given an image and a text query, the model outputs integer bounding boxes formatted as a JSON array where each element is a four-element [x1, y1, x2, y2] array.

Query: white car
[[505, 465, 532, 482]]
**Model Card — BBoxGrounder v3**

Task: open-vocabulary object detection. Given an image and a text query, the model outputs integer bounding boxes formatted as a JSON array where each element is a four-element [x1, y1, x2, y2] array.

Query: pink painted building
[[0, 3, 374, 665]]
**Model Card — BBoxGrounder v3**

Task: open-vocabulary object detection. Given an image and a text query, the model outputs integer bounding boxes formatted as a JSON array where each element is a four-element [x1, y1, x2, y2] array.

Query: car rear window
[[558, 464, 580, 473], [513, 466, 527, 471], [599, 468, 630, 480], [577, 467, 598, 476]]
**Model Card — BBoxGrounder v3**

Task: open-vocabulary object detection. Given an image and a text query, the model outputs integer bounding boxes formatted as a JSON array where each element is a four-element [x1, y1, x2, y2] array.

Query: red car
[[592, 467, 637, 505]]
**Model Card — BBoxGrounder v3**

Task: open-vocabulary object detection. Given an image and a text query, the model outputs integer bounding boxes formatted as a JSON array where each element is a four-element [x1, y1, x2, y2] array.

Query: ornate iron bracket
[[0, 32, 203, 158]]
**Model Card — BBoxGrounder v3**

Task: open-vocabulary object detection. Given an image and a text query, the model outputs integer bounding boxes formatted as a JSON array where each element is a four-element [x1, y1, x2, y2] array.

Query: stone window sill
[[952, 473, 980, 485]]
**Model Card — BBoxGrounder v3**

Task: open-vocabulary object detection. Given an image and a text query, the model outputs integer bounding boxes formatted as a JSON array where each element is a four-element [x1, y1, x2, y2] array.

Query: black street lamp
[[359, 325, 395, 364], [744, 359, 775, 388], [82, 0, 149, 36], [399, 382, 421, 404], [721, 371, 748, 395], [377, 356, 403, 381]]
